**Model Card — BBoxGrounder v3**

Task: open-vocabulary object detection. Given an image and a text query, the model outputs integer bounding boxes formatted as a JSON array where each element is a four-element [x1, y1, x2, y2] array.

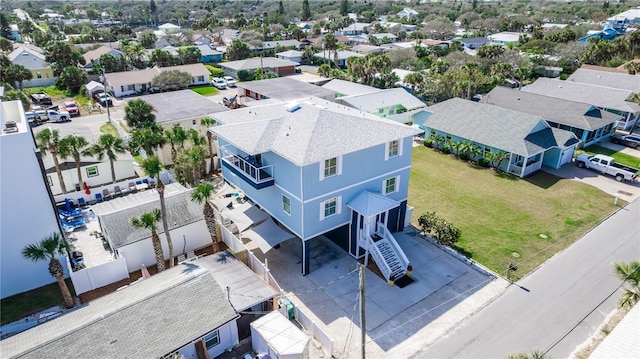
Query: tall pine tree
[[279, 1, 285, 15], [340, 0, 349, 16], [302, 0, 311, 21]]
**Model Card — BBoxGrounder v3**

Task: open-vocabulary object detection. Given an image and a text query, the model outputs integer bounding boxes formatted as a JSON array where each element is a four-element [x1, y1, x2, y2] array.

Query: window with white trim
[[320, 197, 341, 220], [282, 195, 291, 215], [384, 176, 399, 195], [86, 166, 99, 177], [320, 156, 342, 180], [204, 331, 220, 349], [385, 139, 403, 160]]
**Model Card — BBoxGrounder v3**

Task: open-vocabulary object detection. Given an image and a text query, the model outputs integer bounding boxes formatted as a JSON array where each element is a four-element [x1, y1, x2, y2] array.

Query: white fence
[[219, 223, 333, 356], [53, 176, 154, 205], [295, 306, 334, 356], [67, 256, 129, 295], [109, 115, 130, 144]]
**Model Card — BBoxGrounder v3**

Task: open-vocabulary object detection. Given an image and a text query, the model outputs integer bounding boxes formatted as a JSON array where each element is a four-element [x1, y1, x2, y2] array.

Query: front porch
[[507, 153, 543, 177]]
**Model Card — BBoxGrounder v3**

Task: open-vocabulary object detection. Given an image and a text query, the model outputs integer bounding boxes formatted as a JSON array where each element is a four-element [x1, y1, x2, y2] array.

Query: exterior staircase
[[366, 222, 411, 284]]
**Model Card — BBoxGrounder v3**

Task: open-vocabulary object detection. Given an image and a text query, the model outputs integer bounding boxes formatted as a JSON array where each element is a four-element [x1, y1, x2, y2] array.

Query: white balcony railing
[[220, 146, 273, 184]]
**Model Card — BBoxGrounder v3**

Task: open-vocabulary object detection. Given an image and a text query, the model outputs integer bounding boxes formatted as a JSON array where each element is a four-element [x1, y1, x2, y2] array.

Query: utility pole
[[359, 263, 366, 359], [101, 68, 111, 123]]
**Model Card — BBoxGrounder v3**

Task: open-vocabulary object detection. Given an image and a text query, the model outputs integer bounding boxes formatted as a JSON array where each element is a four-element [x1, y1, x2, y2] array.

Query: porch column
[[520, 157, 528, 178], [302, 239, 310, 276]]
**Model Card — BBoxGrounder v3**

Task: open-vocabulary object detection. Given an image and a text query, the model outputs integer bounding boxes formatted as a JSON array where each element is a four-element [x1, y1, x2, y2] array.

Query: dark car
[[610, 133, 640, 149]]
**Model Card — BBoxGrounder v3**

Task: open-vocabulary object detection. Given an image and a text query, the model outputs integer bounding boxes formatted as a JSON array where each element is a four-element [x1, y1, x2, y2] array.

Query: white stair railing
[[363, 230, 392, 281], [376, 222, 410, 277]]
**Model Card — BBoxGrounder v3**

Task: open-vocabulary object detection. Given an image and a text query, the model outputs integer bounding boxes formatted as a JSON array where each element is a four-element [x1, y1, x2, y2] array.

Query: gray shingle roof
[[0, 264, 238, 358], [220, 57, 299, 71], [236, 77, 336, 102], [483, 86, 622, 131], [321, 79, 379, 97], [523, 78, 640, 114], [338, 88, 426, 113], [212, 97, 421, 166], [425, 98, 578, 156], [568, 68, 640, 92], [92, 183, 203, 248], [313, 50, 364, 61], [129, 90, 228, 123], [8, 47, 49, 70]]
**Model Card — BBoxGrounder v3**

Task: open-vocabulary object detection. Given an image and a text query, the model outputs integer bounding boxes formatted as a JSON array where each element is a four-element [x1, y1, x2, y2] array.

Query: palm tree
[[124, 99, 156, 129], [462, 62, 479, 100], [614, 261, 640, 309], [59, 135, 91, 187], [90, 134, 126, 183], [186, 145, 207, 185], [191, 182, 219, 253], [128, 124, 166, 156], [507, 350, 548, 359], [163, 125, 188, 163], [130, 209, 166, 272], [35, 128, 67, 194], [22, 233, 75, 308], [141, 156, 175, 268], [488, 151, 510, 171], [200, 117, 216, 174], [323, 33, 339, 68]]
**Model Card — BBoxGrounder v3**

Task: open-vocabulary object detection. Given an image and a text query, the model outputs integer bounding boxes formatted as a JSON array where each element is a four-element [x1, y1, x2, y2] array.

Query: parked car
[[575, 154, 638, 182], [120, 89, 141, 97], [211, 77, 227, 90], [25, 109, 71, 124], [30, 92, 52, 106], [223, 76, 237, 88], [610, 133, 640, 149], [64, 100, 80, 117], [94, 91, 113, 107]]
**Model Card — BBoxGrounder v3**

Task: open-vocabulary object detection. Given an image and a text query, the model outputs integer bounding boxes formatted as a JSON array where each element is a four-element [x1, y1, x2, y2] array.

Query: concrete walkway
[[254, 229, 508, 358]]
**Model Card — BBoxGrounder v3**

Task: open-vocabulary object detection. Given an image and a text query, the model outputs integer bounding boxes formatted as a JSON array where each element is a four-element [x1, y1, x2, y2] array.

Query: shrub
[[423, 139, 433, 148], [237, 70, 253, 81], [441, 146, 451, 154], [459, 153, 468, 161], [205, 65, 225, 78], [478, 158, 490, 167], [418, 212, 461, 248]]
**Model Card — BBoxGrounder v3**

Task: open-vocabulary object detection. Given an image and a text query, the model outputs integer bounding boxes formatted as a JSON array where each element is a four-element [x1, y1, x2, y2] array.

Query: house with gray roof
[[523, 78, 640, 131], [104, 63, 210, 98], [91, 183, 212, 272], [424, 98, 580, 177], [210, 97, 421, 281], [220, 57, 299, 78], [567, 68, 640, 93], [0, 263, 240, 359], [483, 86, 622, 147], [336, 87, 427, 124], [276, 49, 303, 63], [236, 77, 336, 102], [82, 46, 125, 70], [321, 79, 379, 97], [8, 46, 55, 87]]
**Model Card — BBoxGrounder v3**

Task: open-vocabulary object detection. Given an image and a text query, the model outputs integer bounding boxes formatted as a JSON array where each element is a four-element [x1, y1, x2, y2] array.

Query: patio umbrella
[[141, 264, 151, 279]]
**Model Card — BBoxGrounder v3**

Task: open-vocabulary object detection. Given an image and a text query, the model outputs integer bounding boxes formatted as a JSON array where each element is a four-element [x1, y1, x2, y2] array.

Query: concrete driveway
[[544, 163, 640, 203]]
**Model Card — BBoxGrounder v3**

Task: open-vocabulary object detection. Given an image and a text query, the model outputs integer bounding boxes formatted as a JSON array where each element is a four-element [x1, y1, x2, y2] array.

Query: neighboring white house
[[488, 31, 525, 46], [91, 182, 212, 273], [158, 22, 181, 34], [0, 264, 241, 359], [0, 96, 63, 298], [397, 8, 420, 20], [104, 63, 210, 98], [276, 50, 303, 64]]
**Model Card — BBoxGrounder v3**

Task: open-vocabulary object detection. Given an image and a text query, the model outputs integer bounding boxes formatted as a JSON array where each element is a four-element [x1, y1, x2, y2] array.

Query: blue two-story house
[[211, 98, 421, 280]]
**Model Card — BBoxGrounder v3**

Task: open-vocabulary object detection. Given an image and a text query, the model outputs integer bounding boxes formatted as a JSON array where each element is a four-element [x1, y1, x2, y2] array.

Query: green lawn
[[579, 145, 640, 169], [99, 122, 119, 137], [409, 146, 622, 279], [191, 86, 219, 96], [1, 279, 76, 325], [24, 86, 68, 101]]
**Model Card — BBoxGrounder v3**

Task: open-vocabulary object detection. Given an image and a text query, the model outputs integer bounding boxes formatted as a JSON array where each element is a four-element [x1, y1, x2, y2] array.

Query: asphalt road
[[414, 199, 640, 359]]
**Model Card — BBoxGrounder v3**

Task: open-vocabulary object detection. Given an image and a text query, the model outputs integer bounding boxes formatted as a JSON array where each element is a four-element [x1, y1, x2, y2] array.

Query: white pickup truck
[[575, 154, 638, 182], [25, 108, 71, 125]]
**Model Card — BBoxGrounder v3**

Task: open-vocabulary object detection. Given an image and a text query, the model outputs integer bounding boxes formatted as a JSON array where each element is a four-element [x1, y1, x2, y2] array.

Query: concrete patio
[[66, 209, 115, 268], [248, 228, 508, 358]]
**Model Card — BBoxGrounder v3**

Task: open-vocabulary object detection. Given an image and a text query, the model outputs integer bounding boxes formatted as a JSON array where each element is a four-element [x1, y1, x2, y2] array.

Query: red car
[[64, 100, 80, 117]]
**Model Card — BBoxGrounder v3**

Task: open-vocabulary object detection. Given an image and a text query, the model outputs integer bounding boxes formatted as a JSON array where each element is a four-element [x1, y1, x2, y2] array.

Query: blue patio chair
[[95, 193, 103, 202], [77, 198, 86, 207], [143, 178, 149, 185]]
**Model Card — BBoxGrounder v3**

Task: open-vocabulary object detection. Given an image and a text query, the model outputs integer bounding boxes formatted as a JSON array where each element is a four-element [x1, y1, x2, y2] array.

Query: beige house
[[104, 63, 210, 98], [8, 46, 55, 87]]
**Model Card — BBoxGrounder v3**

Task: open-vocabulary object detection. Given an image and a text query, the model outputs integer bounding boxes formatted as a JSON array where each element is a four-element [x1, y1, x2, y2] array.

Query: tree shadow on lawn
[[523, 171, 562, 189]]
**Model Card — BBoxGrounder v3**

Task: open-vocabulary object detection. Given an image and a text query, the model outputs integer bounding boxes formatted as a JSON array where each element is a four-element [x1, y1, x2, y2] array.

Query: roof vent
[[285, 102, 301, 112]]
